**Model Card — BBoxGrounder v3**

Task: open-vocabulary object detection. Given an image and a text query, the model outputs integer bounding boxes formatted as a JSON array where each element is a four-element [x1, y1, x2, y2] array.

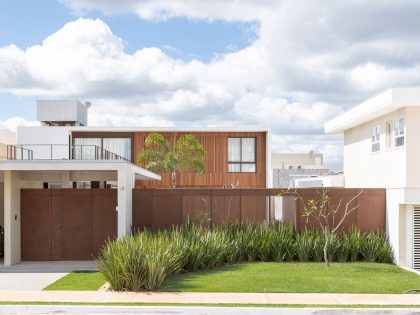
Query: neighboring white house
[[294, 171, 345, 188], [325, 86, 420, 270], [271, 152, 328, 188]]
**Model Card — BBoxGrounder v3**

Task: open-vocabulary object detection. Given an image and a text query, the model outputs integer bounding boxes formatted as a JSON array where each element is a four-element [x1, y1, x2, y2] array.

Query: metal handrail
[[6, 145, 34, 160], [6, 144, 129, 162]]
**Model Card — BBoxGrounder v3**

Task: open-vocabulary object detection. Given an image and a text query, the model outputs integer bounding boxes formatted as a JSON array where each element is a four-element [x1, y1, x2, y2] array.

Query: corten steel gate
[[21, 189, 117, 261], [132, 188, 386, 232]]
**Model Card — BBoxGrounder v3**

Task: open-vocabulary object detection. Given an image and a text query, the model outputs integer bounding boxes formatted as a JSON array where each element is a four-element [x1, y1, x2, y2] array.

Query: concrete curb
[[1, 291, 420, 305]]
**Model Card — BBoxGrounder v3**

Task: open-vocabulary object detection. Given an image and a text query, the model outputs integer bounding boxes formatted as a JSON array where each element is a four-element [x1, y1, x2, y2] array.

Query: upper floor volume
[[13, 100, 271, 188]]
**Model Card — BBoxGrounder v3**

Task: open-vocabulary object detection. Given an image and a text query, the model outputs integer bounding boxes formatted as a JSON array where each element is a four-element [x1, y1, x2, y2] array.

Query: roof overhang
[[325, 86, 420, 133], [0, 160, 161, 181]]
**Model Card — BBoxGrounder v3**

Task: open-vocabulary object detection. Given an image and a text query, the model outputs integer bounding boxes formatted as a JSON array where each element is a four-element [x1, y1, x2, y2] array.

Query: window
[[371, 125, 380, 152], [386, 121, 393, 149], [394, 117, 405, 147], [73, 137, 132, 161], [228, 137, 256, 172]]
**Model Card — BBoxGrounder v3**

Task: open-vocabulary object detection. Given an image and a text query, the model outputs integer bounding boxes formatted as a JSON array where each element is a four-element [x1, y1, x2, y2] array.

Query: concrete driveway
[[0, 261, 96, 291]]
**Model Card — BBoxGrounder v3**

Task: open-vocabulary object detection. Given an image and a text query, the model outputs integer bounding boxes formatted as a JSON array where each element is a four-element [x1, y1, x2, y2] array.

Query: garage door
[[21, 189, 117, 261]]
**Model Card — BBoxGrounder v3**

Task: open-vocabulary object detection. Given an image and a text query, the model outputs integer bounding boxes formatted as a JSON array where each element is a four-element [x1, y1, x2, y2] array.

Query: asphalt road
[[0, 306, 420, 315]]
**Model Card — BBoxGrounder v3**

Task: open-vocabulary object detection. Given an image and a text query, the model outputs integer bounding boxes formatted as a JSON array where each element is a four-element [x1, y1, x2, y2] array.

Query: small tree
[[137, 133, 205, 188], [288, 188, 363, 266]]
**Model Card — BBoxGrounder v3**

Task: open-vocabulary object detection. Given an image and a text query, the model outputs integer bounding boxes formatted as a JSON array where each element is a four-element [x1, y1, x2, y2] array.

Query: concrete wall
[[37, 100, 87, 126], [17, 126, 70, 159], [343, 108, 407, 188]]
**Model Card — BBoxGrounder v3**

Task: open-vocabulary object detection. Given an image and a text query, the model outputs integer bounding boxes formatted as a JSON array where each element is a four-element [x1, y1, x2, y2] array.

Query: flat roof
[[0, 160, 161, 181], [325, 86, 420, 133], [68, 126, 270, 133]]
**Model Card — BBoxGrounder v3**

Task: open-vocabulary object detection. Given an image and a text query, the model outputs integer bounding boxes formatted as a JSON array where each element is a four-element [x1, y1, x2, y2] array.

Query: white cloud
[[3, 1, 420, 166], [0, 117, 39, 132]]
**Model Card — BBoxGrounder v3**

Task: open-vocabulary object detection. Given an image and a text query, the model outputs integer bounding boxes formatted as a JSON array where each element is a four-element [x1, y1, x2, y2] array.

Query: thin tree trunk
[[171, 171, 176, 188], [324, 229, 330, 266], [323, 238, 329, 267]]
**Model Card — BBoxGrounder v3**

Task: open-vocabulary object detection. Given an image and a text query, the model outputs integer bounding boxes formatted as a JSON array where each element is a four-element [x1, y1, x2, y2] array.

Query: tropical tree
[[137, 133, 205, 188]]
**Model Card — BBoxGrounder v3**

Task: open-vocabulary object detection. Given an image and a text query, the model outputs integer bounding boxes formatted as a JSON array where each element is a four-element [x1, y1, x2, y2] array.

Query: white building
[[326, 86, 420, 270], [271, 152, 328, 188]]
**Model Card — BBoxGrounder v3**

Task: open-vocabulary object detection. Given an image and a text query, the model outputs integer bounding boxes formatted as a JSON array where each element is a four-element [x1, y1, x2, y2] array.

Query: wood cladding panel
[[133, 131, 267, 188]]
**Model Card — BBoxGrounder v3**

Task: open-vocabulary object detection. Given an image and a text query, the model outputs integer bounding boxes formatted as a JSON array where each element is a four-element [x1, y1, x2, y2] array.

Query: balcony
[[4, 144, 129, 162]]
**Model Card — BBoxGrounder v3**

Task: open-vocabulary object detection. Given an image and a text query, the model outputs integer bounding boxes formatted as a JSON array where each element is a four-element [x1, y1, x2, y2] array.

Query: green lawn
[[44, 271, 105, 291], [44, 263, 420, 294], [162, 262, 420, 294]]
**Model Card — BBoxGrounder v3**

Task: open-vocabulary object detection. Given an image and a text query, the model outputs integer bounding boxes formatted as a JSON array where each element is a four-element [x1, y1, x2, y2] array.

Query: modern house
[[271, 152, 328, 188], [326, 86, 420, 270], [0, 100, 271, 266]]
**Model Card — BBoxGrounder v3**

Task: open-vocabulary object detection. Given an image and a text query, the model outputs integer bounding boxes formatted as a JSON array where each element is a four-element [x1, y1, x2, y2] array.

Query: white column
[[4, 170, 21, 266], [117, 165, 134, 237]]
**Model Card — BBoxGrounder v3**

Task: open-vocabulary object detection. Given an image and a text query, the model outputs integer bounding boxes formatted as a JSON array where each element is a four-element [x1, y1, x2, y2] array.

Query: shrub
[[295, 229, 313, 262], [98, 222, 394, 291], [98, 232, 183, 291], [270, 222, 295, 262], [348, 226, 361, 262]]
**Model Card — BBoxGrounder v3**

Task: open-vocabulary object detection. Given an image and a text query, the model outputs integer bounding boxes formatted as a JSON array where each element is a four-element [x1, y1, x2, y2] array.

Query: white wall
[[405, 107, 420, 187], [17, 126, 71, 159], [343, 108, 406, 188], [271, 153, 324, 168]]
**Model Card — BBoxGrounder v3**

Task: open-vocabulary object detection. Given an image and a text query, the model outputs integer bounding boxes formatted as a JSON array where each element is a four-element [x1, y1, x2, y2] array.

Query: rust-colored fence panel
[[92, 189, 118, 256], [60, 190, 93, 260], [21, 189, 117, 261], [21, 189, 53, 261], [132, 188, 386, 232]]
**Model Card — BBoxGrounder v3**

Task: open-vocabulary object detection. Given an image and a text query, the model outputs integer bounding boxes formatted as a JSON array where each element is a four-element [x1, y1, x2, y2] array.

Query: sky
[[1, 1, 420, 167]]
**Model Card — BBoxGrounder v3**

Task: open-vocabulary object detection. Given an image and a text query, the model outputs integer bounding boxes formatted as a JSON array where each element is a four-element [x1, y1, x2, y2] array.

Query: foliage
[[137, 133, 205, 187], [98, 223, 394, 291], [287, 187, 363, 266]]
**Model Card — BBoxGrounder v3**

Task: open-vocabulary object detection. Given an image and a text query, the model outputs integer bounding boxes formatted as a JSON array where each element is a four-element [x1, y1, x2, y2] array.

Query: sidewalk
[[1, 291, 420, 305]]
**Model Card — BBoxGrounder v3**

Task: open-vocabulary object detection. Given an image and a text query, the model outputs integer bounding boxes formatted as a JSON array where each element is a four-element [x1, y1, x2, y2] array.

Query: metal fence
[[132, 188, 386, 232]]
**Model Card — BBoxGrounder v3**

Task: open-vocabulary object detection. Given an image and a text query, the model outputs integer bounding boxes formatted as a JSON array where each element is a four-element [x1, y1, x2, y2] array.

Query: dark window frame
[[227, 137, 257, 173], [72, 133, 133, 162]]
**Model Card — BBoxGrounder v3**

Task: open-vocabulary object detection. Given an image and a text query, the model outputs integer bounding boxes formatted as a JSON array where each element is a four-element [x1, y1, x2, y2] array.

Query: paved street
[[0, 306, 420, 315]]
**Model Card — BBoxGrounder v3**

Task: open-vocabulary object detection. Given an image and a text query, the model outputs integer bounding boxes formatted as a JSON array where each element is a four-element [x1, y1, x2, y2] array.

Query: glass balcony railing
[[4, 144, 129, 162]]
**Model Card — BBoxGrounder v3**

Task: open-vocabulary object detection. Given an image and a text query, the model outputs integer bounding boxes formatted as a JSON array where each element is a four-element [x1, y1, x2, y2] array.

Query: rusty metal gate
[[21, 189, 117, 261]]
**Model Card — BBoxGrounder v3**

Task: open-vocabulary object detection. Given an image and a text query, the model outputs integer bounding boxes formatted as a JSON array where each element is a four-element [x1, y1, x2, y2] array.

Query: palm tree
[[137, 133, 205, 188]]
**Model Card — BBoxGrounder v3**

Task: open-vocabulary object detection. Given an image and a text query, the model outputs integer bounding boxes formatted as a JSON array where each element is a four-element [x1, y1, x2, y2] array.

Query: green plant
[[270, 222, 295, 262], [348, 226, 362, 262], [98, 232, 183, 291], [312, 230, 325, 262], [361, 232, 384, 262], [137, 133, 205, 187], [295, 230, 313, 262], [337, 234, 351, 263], [98, 222, 395, 291]]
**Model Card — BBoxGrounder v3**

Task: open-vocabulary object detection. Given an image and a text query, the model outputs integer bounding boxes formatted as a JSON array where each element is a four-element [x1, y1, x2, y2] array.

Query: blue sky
[[0, 0, 254, 121], [2, 1, 419, 165]]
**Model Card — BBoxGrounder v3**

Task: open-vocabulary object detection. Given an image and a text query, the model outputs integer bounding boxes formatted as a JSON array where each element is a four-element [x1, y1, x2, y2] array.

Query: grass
[[44, 271, 105, 291], [162, 262, 420, 294]]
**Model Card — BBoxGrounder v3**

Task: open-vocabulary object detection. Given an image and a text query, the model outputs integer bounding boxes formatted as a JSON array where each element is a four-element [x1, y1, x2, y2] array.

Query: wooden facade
[[72, 130, 268, 188], [133, 131, 267, 188]]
